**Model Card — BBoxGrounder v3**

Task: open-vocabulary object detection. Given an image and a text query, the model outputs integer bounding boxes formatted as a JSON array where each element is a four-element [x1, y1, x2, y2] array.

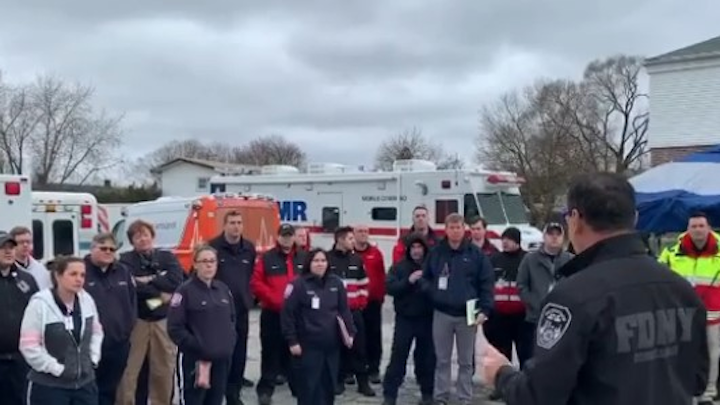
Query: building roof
[[645, 35, 720, 67], [151, 157, 261, 175]]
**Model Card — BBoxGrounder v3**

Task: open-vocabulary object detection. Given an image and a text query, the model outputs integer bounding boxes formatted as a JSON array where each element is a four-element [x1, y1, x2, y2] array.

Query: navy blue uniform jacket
[[120, 249, 184, 321], [84, 256, 137, 346], [167, 275, 237, 361], [421, 238, 494, 318]]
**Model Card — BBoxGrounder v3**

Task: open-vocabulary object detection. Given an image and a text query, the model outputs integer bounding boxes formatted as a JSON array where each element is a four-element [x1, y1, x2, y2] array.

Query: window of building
[[435, 199, 459, 224], [371, 207, 397, 221], [52, 220, 75, 256], [32, 220, 44, 260], [322, 207, 340, 232], [197, 177, 210, 191]]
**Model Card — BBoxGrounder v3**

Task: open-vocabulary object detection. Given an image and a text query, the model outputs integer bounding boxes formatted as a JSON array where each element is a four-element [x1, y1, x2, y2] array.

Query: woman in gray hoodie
[[19, 256, 104, 405]]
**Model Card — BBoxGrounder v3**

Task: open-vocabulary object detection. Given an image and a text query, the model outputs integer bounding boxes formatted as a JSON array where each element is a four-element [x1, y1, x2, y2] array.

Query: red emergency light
[[5, 182, 21, 195], [80, 204, 93, 229], [486, 174, 525, 185]]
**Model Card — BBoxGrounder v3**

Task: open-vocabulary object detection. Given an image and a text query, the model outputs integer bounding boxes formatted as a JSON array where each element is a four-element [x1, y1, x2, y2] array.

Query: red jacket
[[392, 227, 441, 264], [250, 245, 307, 312], [356, 244, 386, 303]]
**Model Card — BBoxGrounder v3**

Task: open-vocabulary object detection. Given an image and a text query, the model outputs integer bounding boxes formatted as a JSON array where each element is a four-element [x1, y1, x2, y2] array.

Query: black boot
[[225, 383, 244, 405], [356, 375, 376, 397]]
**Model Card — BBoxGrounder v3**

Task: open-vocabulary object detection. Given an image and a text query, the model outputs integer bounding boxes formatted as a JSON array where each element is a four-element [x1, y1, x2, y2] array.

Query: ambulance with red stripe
[[0, 174, 32, 234], [31, 191, 99, 261], [209, 159, 543, 263]]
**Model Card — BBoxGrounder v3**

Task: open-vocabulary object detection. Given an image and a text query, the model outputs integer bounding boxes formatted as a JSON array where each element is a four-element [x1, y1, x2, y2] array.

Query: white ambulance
[[31, 191, 99, 262], [98, 203, 131, 234], [0, 174, 32, 233], [209, 159, 543, 261]]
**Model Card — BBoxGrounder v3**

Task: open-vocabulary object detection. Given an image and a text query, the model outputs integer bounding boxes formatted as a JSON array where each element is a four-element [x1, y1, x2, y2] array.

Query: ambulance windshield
[[464, 192, 529, 225]]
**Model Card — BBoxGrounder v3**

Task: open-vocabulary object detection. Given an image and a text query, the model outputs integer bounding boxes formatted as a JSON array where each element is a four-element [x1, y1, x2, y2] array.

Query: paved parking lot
[[240, 301, 503, 404]]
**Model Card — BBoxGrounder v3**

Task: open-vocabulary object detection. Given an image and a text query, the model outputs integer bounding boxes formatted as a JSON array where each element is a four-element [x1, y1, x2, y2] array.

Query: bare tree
[[374, 127, 446, 170], [233, 134, 306, 167], [0, 74, 40, 174], [0, 74, 124, 184], [437, 153, 465, 170]]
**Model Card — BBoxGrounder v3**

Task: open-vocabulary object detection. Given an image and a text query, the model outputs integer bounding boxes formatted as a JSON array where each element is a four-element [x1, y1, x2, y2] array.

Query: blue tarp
[[631, 145, 720, 233]]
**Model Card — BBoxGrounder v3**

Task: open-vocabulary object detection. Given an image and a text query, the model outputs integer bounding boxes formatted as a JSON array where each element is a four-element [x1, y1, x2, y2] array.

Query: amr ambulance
[[210, 159, 543, 261], [0, 174, 32, 234], [31, 191, 99, 262]]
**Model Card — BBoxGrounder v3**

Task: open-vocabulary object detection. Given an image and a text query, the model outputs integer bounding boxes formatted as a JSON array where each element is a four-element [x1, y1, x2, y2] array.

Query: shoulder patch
[[283, 284, 294, 298], [170, 292, 183, 307], [537, 302, 572, 350]]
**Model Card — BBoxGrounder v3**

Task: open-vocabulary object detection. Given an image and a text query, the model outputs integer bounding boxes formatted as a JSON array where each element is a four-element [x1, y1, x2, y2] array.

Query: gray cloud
[[1, 0, 719, 169]]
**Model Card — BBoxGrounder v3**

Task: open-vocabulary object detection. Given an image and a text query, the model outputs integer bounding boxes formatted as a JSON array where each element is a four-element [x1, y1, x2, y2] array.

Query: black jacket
[[119, 249, 184, 321], [281, 272, 356, 350], [83, 257, 137, 346], [386, 235, 432, 318], [209, 235, 256, 312], [420, 238, 494, 317], [496, 233, 709, 405], [167, 276, 237, 361], [490, 249, 526, 283], [0, 265, 38, 354]]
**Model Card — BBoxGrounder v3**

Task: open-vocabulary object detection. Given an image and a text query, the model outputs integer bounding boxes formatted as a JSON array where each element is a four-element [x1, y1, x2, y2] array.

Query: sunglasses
[[98, 246, 117, 253]]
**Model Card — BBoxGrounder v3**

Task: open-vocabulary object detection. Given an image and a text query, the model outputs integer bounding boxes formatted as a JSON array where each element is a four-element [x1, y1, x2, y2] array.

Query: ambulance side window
[[435, 199, 459, 224], [322, 207, 340, 232], [32, 220, 44, 260], [371, 207, 397, 221], [53, 220, 75, 256]]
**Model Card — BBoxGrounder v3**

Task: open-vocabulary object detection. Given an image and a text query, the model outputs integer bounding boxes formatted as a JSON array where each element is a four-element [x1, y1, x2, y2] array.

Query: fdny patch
[[170, 293, 183, 307], [537, 303, 572, 350], [283, 284, 294, 299]]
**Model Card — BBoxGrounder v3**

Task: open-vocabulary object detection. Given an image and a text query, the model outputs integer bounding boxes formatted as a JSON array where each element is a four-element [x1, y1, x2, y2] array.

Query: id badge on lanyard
[[64, 315, 74, 331]]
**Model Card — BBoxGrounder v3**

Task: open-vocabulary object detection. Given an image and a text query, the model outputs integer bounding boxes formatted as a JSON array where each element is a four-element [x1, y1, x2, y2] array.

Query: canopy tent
[[631, 145, 720, 233]]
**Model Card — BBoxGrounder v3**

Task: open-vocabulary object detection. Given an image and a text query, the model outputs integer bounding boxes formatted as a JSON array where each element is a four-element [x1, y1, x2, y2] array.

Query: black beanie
[[501, 227, 521, 245]]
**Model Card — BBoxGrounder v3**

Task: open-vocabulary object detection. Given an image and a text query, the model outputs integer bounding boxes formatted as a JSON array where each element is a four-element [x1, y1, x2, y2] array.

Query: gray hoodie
[[516, 246, 574, 323]]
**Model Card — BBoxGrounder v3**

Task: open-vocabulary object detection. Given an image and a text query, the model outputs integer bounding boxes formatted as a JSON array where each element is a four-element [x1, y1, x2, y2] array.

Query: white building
[[645, 35, 720, 166], [152, 157, 261, 197]]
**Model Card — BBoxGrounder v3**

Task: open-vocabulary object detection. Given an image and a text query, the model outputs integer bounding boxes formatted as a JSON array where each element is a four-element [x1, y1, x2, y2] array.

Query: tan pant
[[117, 319, 177, 405], [699, 323, 720, 402]]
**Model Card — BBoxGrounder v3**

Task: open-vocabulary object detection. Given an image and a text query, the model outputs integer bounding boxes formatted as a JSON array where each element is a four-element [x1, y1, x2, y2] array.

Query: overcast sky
[[1, 1, 718, 168]]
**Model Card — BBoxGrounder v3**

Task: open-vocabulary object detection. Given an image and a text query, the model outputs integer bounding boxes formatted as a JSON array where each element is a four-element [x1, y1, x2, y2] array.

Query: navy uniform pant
[[363, 300, 383, 376], [292, 347, 339, 405], [340, 310, 368, 380], [0, 355, 29, 405], [256, 310, 295, 398], [226, 309, 249, 405], [97, 341, 130, 405], [177, 352, 230, 405], [382, 314, 435, 399], [28, 381, 98, 405]]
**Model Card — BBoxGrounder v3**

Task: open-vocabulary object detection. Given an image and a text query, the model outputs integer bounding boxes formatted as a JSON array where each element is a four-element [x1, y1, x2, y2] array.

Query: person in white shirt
[[10, 226, 52, 290]]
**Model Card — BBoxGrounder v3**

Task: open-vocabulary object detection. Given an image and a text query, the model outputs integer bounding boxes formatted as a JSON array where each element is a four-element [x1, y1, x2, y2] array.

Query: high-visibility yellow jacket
[[659, 231, 720, 324]]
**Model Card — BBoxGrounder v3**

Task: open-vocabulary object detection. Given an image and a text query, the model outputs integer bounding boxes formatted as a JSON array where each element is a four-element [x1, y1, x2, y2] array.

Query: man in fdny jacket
[[84, 233, 137, 405], [482, 172, 710, 405], [250, 223, 306, 404], [327, 226, 375, 397], [209, 210, 256, 405], [421, 213, 494, 405], [382, 234, 435, 405]]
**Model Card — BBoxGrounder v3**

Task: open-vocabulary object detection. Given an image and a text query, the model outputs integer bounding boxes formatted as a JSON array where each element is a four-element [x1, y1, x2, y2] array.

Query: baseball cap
[[0, 231, 17, 247], [543, 222, 564, 234], [278, 223, 296, 236]]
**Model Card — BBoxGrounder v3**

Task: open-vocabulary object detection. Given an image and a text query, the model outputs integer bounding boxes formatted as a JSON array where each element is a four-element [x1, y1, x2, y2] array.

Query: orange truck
[[115, 193, 281, 271]]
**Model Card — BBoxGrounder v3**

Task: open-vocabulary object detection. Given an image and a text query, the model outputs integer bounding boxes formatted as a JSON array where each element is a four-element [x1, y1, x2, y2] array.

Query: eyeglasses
[[99, 246, 117, 253], [196, 259, 217, 265]]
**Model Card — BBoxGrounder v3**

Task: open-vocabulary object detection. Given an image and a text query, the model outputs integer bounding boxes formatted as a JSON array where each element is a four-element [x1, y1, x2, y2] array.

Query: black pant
[[226, 309, 249, 405], [340, 310, 368, 381], [0, 355, 29, 405], [363, 300, 383, 375], [292, 346, 339, 405], [28, 381, 98, 405], [484, 312, 532, 368], [382, 315, 435, 399], [520, 321, 536, 366], [96, 341, 130, 405], [178, 352, 230, 405], [256, 310, 294, 397]]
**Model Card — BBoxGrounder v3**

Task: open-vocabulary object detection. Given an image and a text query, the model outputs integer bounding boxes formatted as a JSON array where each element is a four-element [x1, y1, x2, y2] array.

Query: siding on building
[[646, 58, 720, 150], [159, 163, 217, 197]]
